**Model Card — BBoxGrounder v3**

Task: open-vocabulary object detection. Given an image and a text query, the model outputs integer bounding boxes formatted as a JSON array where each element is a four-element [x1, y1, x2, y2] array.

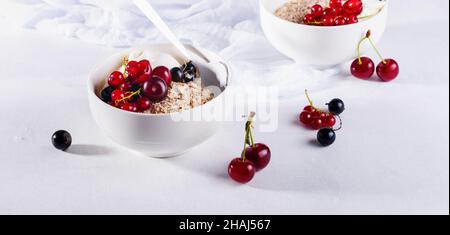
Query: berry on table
[[327, 98, 345, 115], [351, 57, 375, 79], [317, 128, 336, 146], [52, 130, 72, 151], [377, 59, 399, 82], [324, 115, 337, 128], [228, 158, 256, 184], [311, 118, 324, 130], [245, 143, 271, 171], [300, 111, 314, 125]]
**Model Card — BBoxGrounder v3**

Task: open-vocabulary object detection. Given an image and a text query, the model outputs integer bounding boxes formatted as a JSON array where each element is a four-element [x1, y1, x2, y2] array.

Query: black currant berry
[[101, 86, 115, 103], [317, 128, 336, 146], [52, 130, 72, 151], [327, 99, 345, 115], [171, 67, 184, 83]]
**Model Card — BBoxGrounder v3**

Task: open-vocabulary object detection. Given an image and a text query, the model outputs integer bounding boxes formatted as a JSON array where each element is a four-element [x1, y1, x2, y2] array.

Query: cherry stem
[[333, 115, 343, 132], [367, 36, 386, 64], [357, 6, 385, 20], [356, 35, 368, 65], [241, 112, 256, 161]]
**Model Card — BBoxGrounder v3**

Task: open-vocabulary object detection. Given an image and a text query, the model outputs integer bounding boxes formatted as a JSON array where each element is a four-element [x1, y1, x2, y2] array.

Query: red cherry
[[351, 57, 375, 79], [329, 0, 342, 8], [108, 71, 125, 87], [311, 4, 324, 19], [245, 143, 271, 171], [304, 105, 315, 112], [334, 16, 347, 25], [120, 103, 138, 112], [142, 77, 168, 102], [324, 115, 337, 128], [377, 59, 399, 82], [152, 66, 172, 87], [343, 0, 363, 16], [126, 61, 140, 77], [303, 14, 315, 24], [311, 118, 323, 130], [136, 97, 151, 112], [135, 74, 150, 84], [111, 89, 125, 104], [322, 15, 335, 26], [138, 60, 152, 76], [228, 158, 256, 184]]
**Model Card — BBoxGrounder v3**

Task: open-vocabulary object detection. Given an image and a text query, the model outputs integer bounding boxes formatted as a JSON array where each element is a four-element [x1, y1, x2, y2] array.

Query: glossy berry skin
[[142, 77, 168, 102], [184, 62, 197, 75], [100, 86, 115, 103], [138, 60, 152, 76], [322, 16, 335, 26], [228, 158, 256, 184], [303, 105, 315, 112], [334, 16, 347, 26], [377, 59, 399, 82], [111, 89, 126, 104], [327, 99, 345, 115], [311, 4, 324, 18], [330, 6, 342, 16], [311, 118, 323, 130], [344, 14, 359, 24], [351, 57, 375, 79], [52, 130, 72, 151], [329, 0, 342, 8], [136, 97, 151, 112], [245, 143, 271, 171], [152, 66, 172, 87], [171, 67, 185, 83], [303, 14, 315, 24], [119, 81, 133, 91], [317, 128, 336, 146], [120, 103, 138, 113], [126, 61, 140, 78], [300, 111, 313, 125], [343, 0, 363, 16], [135, 74, 150, 84], [324, 115, 337, 128], [108, 71, 125, 87]]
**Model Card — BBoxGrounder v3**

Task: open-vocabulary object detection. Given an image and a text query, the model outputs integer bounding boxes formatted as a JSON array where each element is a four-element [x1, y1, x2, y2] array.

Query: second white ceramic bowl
[[88, 44, 230, 158], [260, 0, 388, 67]]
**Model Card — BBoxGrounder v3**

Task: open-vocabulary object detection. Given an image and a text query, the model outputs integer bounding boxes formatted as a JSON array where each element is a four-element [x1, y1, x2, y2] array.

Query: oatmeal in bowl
[[88, 44, 229, 158]]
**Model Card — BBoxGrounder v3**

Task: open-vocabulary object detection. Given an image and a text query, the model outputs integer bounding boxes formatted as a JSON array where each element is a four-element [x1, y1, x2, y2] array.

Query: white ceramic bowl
[[88, 44, 230, 158], [260, 0, 389, 67]]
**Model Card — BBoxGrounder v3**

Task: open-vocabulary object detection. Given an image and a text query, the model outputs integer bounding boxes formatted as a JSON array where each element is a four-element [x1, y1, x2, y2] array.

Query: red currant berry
[[108, 71, 125, 87], [322, 15, 335, 26], [135, 74, 150, 84], [300, 111, 313, 125], [111, 89, 125, 104], [311, 4, 324, 19], [138, 60, 152, 76], [324, 115, 337, 128], [304, 105, 315, 112], [228, 158, 256, 184], [245, 143, 271, 171], [152, 66, 172, 87], [330, 6, 342, 16], [136, 97, 151, 112], [311, 110, 322, 119], [344, 14, 359, 24], [329, 0, 342, 8], [119, 81, 133, 91], [126, 61, 140, 78], [351, 57, 375, 79], [377, 59, 399, 82], [303, 14, 315, 24], [120, 103, 138, 112], [343, 0, 363, 16], [311, 118, 324, 130], [334, 16, 347, 25], [142, 77, 168, 102]]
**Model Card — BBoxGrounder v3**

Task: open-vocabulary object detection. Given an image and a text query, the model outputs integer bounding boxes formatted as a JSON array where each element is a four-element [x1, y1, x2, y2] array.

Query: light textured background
[[0, 0, 448, 214]]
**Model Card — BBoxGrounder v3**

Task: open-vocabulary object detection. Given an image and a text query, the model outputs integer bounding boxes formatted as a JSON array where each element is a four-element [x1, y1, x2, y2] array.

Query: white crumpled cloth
[[2, 0, 345, 97]]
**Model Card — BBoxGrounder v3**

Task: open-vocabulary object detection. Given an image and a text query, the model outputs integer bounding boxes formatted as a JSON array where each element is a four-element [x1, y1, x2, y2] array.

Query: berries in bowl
[[260, 0, 388, 67], [88, 44, 229, 158]]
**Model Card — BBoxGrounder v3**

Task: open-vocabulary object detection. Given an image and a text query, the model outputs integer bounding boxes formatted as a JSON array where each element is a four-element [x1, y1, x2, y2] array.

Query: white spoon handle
[[133, 0, 191, 61]]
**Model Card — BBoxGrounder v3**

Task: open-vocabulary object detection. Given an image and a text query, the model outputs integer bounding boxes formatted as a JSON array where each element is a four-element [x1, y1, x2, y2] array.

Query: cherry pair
[[351, 30, 400, 82], [228, 112, 271, 184]]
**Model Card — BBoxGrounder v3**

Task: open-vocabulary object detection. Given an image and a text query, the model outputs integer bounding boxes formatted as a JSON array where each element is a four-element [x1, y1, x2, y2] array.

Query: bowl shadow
[[66, 144, 112, 156]]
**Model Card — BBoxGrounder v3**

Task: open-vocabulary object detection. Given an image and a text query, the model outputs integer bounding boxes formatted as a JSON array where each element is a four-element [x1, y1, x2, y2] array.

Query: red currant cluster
[[100, 58, 198, 113], [228, 113, 271, 184], [299, 90, 345, 146], [303, 0, 363, 26], [351, 30, 399, 82]]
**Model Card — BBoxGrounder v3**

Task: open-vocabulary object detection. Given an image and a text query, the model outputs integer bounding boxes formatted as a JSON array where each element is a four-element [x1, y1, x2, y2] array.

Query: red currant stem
[[305, 89, 315, 108], [115, 89, 141, 105], [367, 36, 386, 64], [333, 115, 343, 132]]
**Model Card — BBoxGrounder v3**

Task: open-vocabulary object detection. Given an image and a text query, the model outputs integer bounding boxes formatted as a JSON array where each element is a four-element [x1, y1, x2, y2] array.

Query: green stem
[[241, 112, 256, 161], [367, 36, 386, 64], [356, 36, 368, 65]]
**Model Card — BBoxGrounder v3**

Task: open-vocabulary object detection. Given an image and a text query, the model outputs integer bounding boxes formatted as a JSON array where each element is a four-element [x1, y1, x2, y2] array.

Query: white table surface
[[0, 0, 448, 215]]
